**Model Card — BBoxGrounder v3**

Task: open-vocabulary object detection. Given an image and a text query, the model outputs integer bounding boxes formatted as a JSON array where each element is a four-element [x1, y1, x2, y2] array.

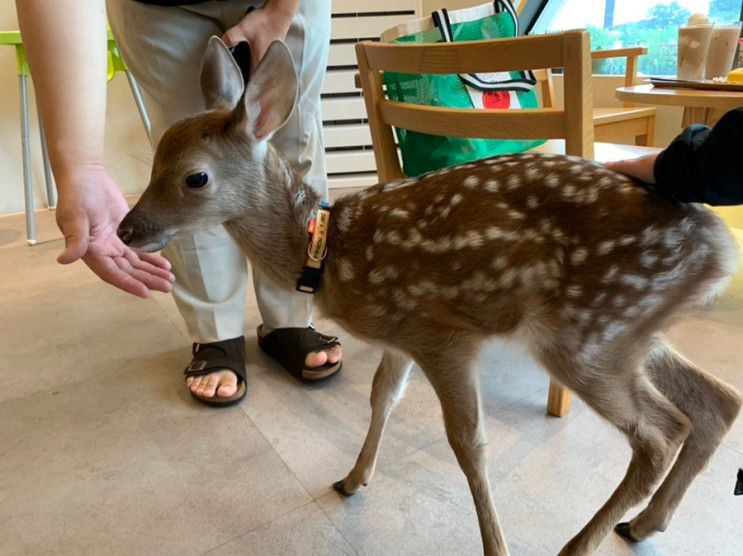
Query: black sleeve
[[652, 107, 743, 206]]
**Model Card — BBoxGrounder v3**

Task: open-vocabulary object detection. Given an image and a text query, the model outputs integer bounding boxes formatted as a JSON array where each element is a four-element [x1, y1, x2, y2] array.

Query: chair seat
[[528, 139, 659, 161], [593, 106, 657, 125]]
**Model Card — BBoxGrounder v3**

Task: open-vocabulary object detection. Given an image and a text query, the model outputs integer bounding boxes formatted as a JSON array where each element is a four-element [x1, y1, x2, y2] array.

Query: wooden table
[[616, 83, 743, 127]]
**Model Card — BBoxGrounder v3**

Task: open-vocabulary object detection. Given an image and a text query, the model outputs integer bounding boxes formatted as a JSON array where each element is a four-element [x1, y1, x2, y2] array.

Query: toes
[[305, 346, 343, 368], [326, 345, 342, 364], [217, 381, 238, 398], [333, 479, 356, 497], [305, 350, 328, 368], [199, 375, 219, 398], [188, 376, 203, 393]]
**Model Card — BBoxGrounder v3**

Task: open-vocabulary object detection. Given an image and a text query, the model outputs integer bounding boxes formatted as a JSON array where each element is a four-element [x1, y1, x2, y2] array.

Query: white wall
[[0, 0, 151, 216], [0, 0, 687, 216]]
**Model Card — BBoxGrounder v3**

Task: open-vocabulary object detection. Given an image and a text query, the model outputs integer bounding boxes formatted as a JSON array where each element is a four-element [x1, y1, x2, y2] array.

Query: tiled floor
[[1, 207, 742, 555]]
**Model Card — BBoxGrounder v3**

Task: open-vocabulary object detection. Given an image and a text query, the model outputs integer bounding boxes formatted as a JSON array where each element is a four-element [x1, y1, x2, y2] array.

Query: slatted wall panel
[[324, 0, 421, 189]]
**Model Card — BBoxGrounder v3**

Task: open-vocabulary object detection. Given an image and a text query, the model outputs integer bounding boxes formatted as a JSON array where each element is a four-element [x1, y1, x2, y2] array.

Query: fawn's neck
[[224, 146, 320, 290]]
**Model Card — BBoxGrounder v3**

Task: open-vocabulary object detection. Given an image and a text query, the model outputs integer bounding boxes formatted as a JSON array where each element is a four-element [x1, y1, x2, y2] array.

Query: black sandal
[[183, 336, 247, 407], [257, 325, 342, 382]]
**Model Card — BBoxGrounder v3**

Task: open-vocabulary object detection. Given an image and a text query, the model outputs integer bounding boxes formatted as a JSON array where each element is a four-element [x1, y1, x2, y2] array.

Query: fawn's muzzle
[[117, 210, 174, 252]]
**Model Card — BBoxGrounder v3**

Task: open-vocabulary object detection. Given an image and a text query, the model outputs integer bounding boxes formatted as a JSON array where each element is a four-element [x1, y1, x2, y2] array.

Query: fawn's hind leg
[[616, 341, 742, 541], [536, 347, 691, 556], [416, 342, 509, 556], [334, 350, 413, 496]]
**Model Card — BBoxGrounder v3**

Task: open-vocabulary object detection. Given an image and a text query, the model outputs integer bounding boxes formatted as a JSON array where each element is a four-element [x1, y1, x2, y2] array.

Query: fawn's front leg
[[334, 350, 413, 496]]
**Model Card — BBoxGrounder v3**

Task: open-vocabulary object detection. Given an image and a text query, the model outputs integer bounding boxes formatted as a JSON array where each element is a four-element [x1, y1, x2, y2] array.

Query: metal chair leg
[[125, 71, 152, 144], [19, 74, 36, 245], [38, 113, 57, 209]]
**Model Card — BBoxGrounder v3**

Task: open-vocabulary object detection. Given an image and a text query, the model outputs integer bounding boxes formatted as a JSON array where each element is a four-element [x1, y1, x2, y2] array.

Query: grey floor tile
[[316, 472, 481, 556], [207, 502, 355, 556], [0, 361, 311, 555]]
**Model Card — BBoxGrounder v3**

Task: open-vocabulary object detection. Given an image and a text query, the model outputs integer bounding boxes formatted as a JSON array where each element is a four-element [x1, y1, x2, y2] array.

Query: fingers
[[114, 256, 173, 293], [221, 26, 246, 48], [138, 251, 172, 270], [124, 250, 175, 283], [85, 254, 150, 298]]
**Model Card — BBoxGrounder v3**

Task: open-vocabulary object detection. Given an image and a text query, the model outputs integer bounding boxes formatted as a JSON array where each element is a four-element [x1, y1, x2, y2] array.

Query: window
[[531, 0, 743, 75]]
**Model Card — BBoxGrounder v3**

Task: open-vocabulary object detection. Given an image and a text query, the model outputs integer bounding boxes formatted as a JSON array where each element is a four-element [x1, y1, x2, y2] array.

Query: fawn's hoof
[[333, 480, 355, 497], [614, 522, 641, 542]]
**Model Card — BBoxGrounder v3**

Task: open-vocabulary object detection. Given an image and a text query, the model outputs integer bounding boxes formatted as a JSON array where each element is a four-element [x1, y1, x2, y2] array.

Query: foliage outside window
[[532, 0, 742, 75]]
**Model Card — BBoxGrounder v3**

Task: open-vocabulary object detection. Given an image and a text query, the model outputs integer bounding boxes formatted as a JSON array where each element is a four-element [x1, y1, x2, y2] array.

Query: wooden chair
[[537, 47, 657, 146], [382, 15, 657, 148], [355, 30, 598, 417]]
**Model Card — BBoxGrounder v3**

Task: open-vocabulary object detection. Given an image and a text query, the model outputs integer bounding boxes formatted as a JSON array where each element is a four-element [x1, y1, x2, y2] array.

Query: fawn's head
[[118, 36, 298, 251]]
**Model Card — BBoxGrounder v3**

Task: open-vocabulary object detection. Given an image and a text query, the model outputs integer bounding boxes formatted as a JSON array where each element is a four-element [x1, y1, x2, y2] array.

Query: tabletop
[[616, 84, 743, 110]]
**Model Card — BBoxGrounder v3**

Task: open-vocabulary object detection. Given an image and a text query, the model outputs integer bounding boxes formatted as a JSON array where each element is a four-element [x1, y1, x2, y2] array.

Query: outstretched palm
[[56, 168, 174, 298]]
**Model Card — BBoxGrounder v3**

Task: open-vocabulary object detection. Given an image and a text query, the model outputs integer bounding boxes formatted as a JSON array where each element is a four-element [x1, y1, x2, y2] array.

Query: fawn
[[118, 37, 742, 555]]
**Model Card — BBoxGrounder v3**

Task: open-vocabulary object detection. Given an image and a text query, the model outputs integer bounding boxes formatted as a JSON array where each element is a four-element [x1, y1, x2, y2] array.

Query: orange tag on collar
[[307, 219, 316, 234]]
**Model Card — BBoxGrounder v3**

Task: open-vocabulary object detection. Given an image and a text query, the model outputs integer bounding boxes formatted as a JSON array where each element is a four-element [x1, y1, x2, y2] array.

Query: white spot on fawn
[[389, 208, 408, 219], [507, 175, 521, 190], [338, 259, 355, 282], [566, 284, 583, 298], [464, 176, 480, 188], [570, 247, 588, 265], [597, 240, 615, 256], [450, 193, 464, 206], [526, 196, 540, 209], [485, 179, 500, 192]]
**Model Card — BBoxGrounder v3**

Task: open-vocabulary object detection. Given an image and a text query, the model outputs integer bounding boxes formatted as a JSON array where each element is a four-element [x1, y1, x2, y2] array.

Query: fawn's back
[[322, 153, 736, 352]]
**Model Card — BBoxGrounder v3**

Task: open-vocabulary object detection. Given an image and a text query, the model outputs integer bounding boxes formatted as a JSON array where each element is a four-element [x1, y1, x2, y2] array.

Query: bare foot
[[186, 370, 238, 399], [258, 325, 343, 369]]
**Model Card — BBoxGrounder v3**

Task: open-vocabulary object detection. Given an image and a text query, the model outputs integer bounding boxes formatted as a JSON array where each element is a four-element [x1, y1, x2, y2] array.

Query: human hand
[[605, 153, 659, 184], [221, 3, 294, 71], [55, 166, 175, 298]]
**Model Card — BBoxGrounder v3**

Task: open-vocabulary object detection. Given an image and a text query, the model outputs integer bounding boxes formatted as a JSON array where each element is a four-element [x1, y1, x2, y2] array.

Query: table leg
[[38, 113, 57, 209], [682, 106, 726, 128], [19, 75, 36, 246]]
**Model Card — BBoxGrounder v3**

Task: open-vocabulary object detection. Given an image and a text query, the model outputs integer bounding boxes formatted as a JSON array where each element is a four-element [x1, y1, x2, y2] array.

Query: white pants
[[107, 0, 330, 342]]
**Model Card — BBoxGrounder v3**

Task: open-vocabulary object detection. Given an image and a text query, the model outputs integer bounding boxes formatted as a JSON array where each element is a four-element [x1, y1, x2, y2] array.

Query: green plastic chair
[[0, 30, 151, 245]]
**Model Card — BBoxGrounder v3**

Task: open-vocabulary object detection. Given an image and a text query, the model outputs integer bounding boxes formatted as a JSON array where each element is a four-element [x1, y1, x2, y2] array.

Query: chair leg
[[634, 115, 656, 147], [125, 71, 152, 144], [547, 379, 572, 417], [19, 75, 36, 246], [38, 113, 57, 209]]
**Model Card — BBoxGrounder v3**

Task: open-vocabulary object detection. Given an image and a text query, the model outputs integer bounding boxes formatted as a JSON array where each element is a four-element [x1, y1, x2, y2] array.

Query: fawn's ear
[[200, 36, 244, 110], [235, 40, 298, 141]]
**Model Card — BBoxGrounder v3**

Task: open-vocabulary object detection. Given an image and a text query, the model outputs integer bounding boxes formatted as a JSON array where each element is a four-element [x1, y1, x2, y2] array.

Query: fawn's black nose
[[117, 226, 134, 245]]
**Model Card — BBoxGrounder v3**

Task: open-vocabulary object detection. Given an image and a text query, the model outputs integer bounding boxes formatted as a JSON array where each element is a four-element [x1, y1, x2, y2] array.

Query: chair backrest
[[355, 29, 594, 182], [381, 0, 529, 42]]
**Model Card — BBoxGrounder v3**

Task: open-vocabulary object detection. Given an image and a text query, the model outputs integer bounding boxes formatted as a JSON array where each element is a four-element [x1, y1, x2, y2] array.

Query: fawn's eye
[[186, 172, 209, 188]]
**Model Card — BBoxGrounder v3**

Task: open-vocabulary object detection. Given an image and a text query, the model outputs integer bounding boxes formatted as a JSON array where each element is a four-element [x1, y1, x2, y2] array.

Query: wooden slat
[[322, 69, 359, 95], [379, 101, 566, 139], [591, 46, 648, 60], [356, 41, 404, 180], [328, 173, 379, 190], [323, 123, 372, 148], [562, 30, 594, 158], [332, 14, 417, 40], [361, 32, 567, 74], [321, 97, 367, 121], [326, 150, 379, 174], [332, 0, 418, 14], [328, 42, 359, 67]]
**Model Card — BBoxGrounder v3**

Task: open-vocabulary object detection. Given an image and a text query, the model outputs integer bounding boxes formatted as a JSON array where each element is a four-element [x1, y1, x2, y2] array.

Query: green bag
[[383, 0, 545, 177]]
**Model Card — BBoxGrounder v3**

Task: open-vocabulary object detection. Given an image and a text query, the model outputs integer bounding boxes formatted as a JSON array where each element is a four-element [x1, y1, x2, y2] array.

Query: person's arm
[[16, 0, 174, 297], [221, 0, 301, 70], [606, 108, 743, 206]]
